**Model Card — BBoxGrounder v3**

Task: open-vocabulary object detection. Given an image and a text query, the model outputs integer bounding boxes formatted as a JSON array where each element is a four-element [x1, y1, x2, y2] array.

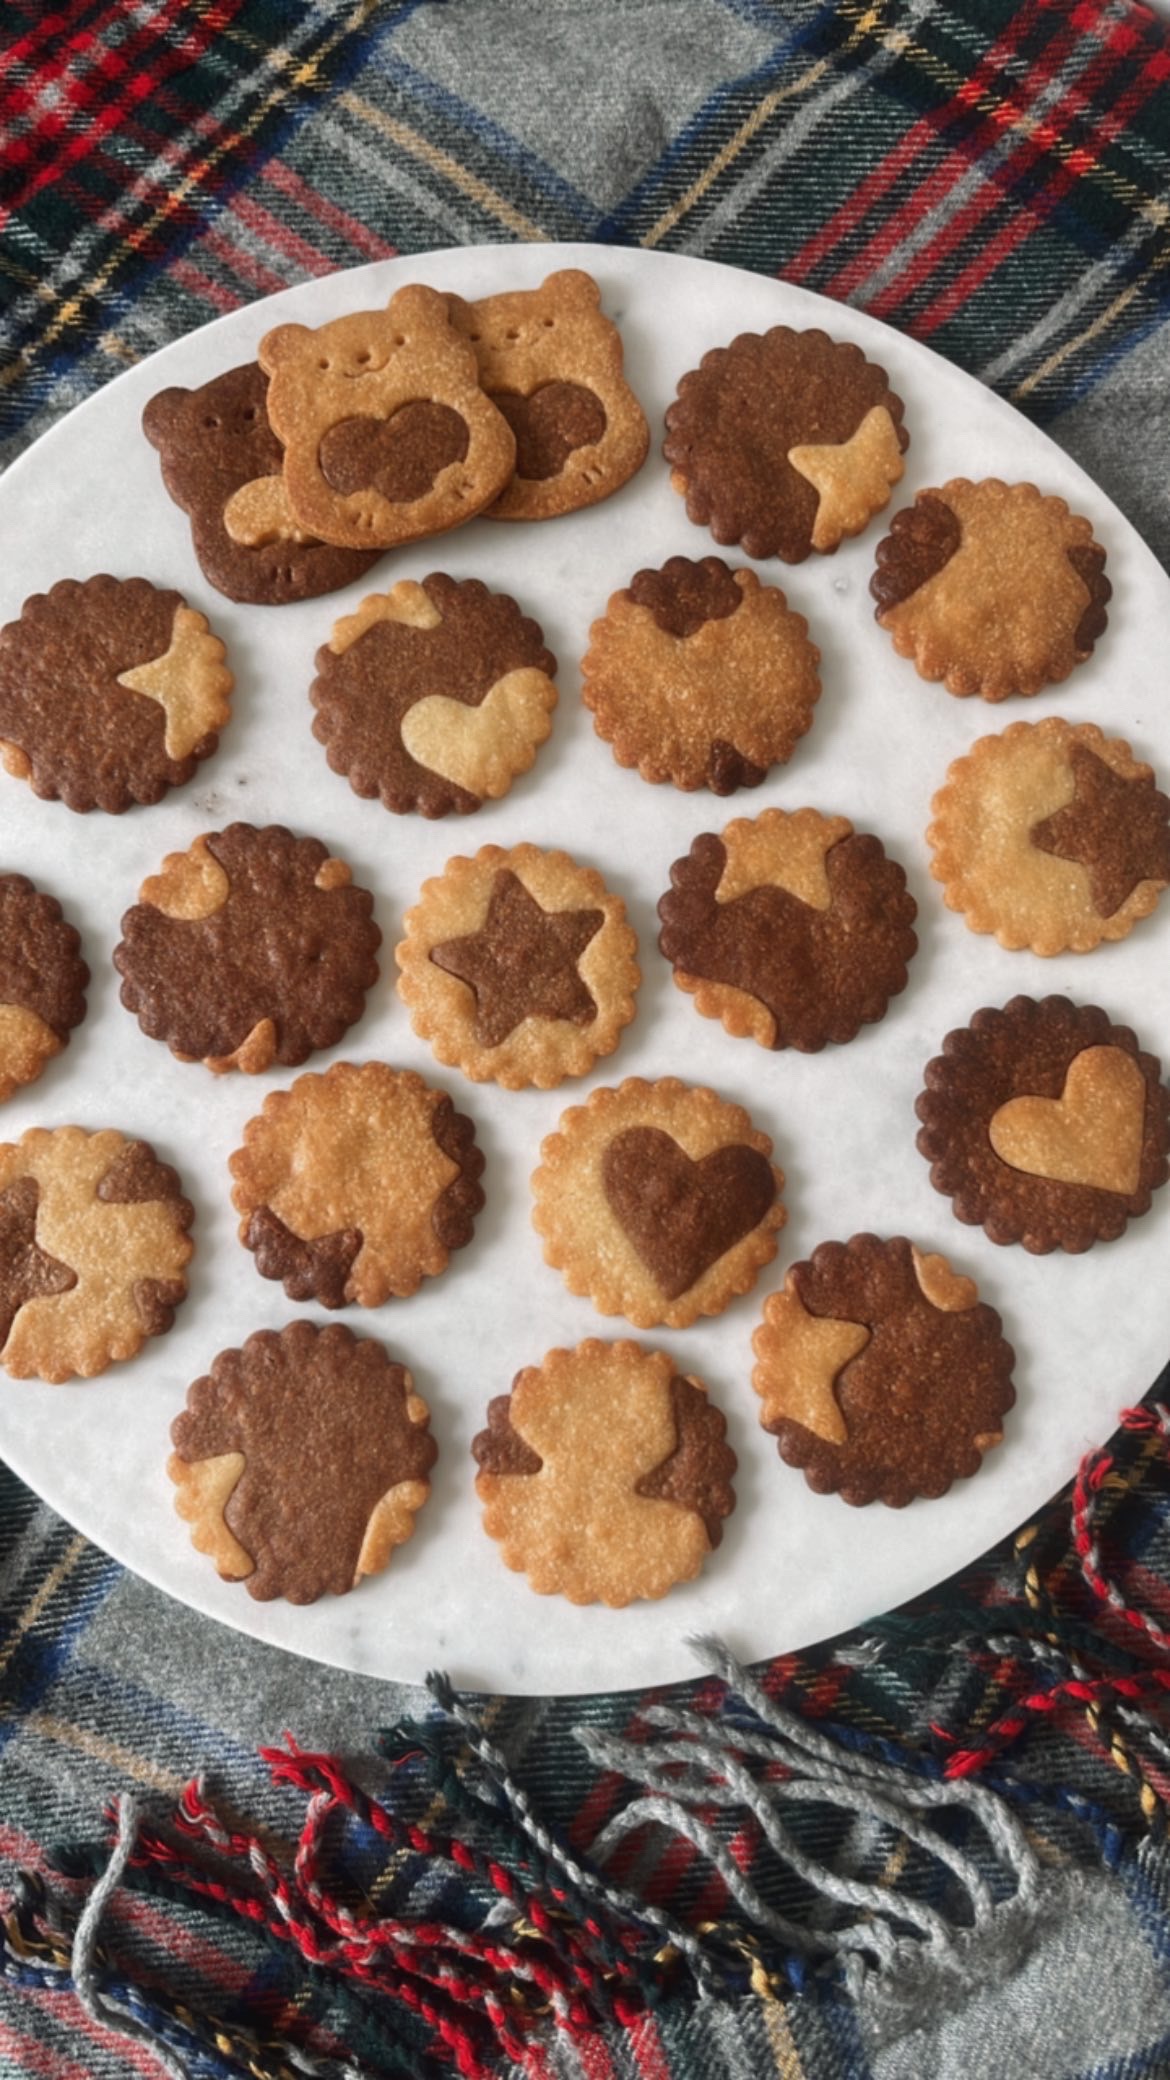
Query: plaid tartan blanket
[[4, 2, 1170, 2074]]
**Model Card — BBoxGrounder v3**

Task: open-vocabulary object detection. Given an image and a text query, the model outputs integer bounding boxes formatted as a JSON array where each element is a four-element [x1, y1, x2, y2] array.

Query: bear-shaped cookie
[[258, 284, 516, 550], [446, 269, 649, 521], [142, 363, 381, 605]]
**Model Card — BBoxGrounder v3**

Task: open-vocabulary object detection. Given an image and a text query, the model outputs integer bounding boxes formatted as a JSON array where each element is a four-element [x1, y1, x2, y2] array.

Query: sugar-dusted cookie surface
[[0, 576, 232, 814], [581, 555, 821, 794], [663, 325, 907, 563], [258, 284, 516, 549], [0, 1127, 193, 1383], [916, 995, 1170, 1253], [658, 807, 918, 1052], [532, 1076, 784, 1329], [0, 875, 88, 1105], [142, 362, 381, 605], [169, 1321, 435, 1604], [446, 268, 649, 520], [115, 824, 381, 1074], [311, 574, 557, 817], [871, 479, 1111, 699], [230, 1062, 484, 1308], [929, 719, 1170, 955], [396, 842, 639, 1089], [752, 1236, 1015, 1507], [472, 1339, 735, 1605]]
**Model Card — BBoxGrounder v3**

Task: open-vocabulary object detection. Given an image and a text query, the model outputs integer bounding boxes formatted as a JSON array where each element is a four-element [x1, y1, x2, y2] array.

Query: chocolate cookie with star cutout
[[0, 875, 88, 1104]]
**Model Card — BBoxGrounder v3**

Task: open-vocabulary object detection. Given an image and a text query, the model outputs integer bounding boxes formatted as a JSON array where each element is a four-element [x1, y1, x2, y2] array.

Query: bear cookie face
[[446, 268, 650, 521], [257, 284, 517, 550], [142, 363, 382, 606]]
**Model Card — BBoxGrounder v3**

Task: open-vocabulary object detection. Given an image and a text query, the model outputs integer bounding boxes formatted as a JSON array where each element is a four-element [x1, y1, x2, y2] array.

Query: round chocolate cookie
[[310, 574, 558, 817], [169, 1321, 436, 1603], [0, 875, 88, 1103], [115, 824, 381, 1074], [916, 996, 1170, 1252], [663, 325, 908, 564], [658, 808, 918, 1052], [0, 576, 232, 813], [752, 1236, 1015, 1507]]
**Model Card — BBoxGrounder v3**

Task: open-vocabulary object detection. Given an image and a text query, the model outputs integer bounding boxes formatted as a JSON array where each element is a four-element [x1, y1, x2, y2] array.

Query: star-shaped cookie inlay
[[752, 1286, 870, 1445], [1030, 744, 1170, 917], [430, 869, 604, 1048], [117, 606, 232, 761], [0, 1176, 77, 1352]]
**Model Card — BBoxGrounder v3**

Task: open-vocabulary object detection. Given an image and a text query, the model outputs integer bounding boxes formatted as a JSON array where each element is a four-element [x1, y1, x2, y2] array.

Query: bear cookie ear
[[141, 387, 190, 449], [545, 268, 603, 310], [257, 322, 314, 372]]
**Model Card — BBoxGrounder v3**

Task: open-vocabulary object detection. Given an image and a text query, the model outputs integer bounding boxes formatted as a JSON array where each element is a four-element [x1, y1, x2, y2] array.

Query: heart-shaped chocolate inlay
[[495, 382, 606, 481], [988, 1043, 1146, 1196], [318, 403, 469, 502], [602, 1126, 775, 1298]]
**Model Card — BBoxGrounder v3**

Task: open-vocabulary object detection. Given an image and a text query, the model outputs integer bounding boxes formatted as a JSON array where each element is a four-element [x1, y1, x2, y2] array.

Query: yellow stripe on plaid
[[0, 1532, 87, 1678], [336, 90, 550, 242]]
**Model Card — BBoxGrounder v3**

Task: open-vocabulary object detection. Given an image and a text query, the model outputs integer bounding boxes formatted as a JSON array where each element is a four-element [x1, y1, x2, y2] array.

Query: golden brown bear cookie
[[115, 825, 381, 1074], [472, 1340, 736, 1605], [658, 808, 918, 1052], [0, 876, 88, 1104], [310, 575, 558, 817], [169, 1321, 436, 1603], [916, 996, 1170, 1253], [581, 556, 821, 793], [396, 843, 639, 1089], [663, 326, 908, 563], [531, 1077, 784, 1329], [229, 1062, 485, 1308], [928, 719, 1170, 954], [0, 577, 232, 814], [258, 284, 516, 549], [446, 268, 649, 520], [752, 1236, 1015, 1507], [0, 1127, 193, 1382], [871, 480, 1111, 699]]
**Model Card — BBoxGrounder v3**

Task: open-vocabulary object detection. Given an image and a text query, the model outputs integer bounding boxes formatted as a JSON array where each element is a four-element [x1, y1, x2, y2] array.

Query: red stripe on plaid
[[623, 2008, 674, 2080], [0, 2017, 78, 2080], [229, 188, 341, 278], [1, 0, 159, 121], [168, 254, 243, 313], [9, 1992, 180, 2080], [572, 2025, 621, 2080], [201, 221, 289, 298], [261, 157, 399, 261]]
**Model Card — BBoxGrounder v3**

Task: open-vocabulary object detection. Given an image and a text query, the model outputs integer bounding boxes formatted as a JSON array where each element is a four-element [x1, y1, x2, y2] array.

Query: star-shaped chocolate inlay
[[430, 869, 604, 1048], [1031, 745, 1170, 917], [0, 1176, 77, 1351]]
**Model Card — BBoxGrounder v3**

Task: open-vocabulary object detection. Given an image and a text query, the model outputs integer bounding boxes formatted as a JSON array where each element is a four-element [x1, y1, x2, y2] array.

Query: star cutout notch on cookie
[[429, 868, 603, 1047], [1030, 744, 1170, 918]]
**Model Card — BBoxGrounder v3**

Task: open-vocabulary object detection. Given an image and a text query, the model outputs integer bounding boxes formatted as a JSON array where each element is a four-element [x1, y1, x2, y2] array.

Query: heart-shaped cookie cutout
[[400, 668, 556, 796], [495, 381, 606, 481], [602, 1126, 776, 1298], [988, 1043, 1146, 1195]]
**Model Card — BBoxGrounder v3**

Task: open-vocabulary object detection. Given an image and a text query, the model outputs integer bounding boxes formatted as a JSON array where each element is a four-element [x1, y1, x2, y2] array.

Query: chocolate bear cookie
[[0, 1127, 193, 1382], [0, 876, 88, 1104], [115, 825, 381, 1074], [916, 996, 1170, 1252], [658, 808, 918, 1051], [258, 285, 516, 549], [473, 1340, 736, 1605], [928, 719, 1170, 954], [229, 1063, 485, 1307], [581, 556, 821, 793], [532, 1077, 785, 1329], [752, 1236, 1015, 1507], [310, 575, 558, 817], [446, 268, 649, 520], [142, 362, 381, 605], [871, 480, 1111, 699], [169, 1321, 436, 1603], [0, 576, 232, 813], [663, 326, 908, 563]]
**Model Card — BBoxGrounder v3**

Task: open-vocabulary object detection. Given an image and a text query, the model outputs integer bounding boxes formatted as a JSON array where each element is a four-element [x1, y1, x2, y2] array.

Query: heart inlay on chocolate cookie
[[318, 403, 470, 503], [988, 1043, 1146, 1195], [602, 1126, 776, 1299], [494, 382, 606, 481]]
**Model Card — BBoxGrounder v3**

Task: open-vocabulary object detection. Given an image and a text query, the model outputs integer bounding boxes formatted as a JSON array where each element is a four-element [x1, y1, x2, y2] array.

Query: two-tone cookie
[[581, 556, 821, 794], [0, 1128, 193, 1382], [0, 876, 88, 1104], [229, 1063, 485, 1308], [0, 576, 231, 813], [871, 480, 1111, 699], [752, 1236, 1015, 1507], [531, 1077, 784, 1328], [658, 808, 918, 1052], [169, 1321, 436, 1603], [663, 325, 908, 563], [916, 996, 1170, 1252], [396, 843, 639, 1089], [472, 1340, 736, 1605], [114, 824, 381, 1074], [310, 575, 558, 817]]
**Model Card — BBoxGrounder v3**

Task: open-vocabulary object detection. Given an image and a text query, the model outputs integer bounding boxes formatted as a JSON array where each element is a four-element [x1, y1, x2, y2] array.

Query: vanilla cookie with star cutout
[[396, 843, 639, 1088]]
